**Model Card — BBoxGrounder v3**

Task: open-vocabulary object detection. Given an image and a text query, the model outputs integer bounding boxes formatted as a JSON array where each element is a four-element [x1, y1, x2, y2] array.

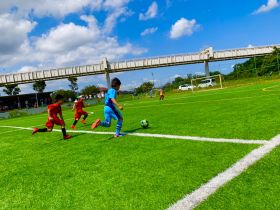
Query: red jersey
[[48, 103, 62, 117], [75, 99, 84, 110]]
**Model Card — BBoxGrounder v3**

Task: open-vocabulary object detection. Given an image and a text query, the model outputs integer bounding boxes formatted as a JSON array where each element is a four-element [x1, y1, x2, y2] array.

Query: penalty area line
[[167, 134, 280, 210], [0, 126, 268, 145]]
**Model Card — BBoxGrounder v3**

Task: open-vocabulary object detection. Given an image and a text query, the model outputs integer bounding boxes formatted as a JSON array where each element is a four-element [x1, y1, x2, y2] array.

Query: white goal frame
[[191, 74, 224, 92]]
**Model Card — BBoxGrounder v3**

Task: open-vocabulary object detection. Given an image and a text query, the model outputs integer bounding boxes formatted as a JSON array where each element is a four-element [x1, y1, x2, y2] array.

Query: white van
[[179, 84, 195, 91], [198, 78, 217, 88]]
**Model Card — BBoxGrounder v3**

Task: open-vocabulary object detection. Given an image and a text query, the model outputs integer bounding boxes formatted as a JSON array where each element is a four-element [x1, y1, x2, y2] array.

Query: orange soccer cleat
[[71, 125, 76, 130], [32, 128, 39, 135], [91, 119, 101, 129], [64, 135, 72, 140]]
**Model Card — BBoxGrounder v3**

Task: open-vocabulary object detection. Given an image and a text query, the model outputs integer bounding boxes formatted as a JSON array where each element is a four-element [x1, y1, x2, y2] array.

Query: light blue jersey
[[105, 88, 117, 109]]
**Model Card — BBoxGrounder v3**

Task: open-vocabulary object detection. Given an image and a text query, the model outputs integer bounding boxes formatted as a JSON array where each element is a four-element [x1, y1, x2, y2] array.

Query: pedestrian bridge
[[0, 44, 279, 87]]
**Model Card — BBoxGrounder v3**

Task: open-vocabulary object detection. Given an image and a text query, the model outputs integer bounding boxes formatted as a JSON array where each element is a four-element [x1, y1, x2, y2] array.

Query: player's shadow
[[58, 133, 87, 141], [124, 127, 151, 134]]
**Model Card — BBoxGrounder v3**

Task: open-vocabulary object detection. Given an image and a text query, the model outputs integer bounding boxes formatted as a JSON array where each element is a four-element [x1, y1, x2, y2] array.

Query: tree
[[52, 90, 76, 101], [68, 76, 78, 92], [135, 82, 154, 94], [3, 84, 21, 96], [80, 85, 99, 96], [226, 48, 280, 79], [33, 80, 46, 93]]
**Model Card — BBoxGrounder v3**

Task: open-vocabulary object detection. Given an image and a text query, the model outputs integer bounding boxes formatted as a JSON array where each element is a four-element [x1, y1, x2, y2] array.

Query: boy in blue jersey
[[91, 78, 124, 138]]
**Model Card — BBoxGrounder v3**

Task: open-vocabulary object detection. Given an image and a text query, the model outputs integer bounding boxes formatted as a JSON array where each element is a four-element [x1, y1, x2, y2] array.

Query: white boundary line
[[262, 84, 280, 92], [168, 135, 280, 210], [0, 126, 268, 145]]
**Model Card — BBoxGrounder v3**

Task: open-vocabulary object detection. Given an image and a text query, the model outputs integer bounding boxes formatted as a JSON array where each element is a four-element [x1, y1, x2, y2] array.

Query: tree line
[[1, 76, 100, 100]]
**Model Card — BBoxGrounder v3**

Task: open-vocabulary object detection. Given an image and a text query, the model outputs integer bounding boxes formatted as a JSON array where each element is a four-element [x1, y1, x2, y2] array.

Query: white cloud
[[141, 27, 158, 36], [0, 0, 132, 18], [170, 18, 200, 39], [31, 15, 147, 66], [0, 13, 35, 55], [103, 0, 130, 9], [0, 0, 93, 18], [139, 1, 158, 21], [247, 44, 254, 48], [17, 66, 37, 73], [253, 0, 279, 14], [0, 0, 147, 69]]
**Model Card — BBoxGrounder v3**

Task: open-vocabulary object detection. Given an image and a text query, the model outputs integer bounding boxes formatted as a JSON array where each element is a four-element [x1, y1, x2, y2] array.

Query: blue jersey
[[105, 88, 117, 109]]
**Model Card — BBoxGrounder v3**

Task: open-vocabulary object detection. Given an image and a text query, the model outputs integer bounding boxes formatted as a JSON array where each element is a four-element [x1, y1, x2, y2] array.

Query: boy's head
[[55, 94, 65, 104], [111, 78, 121, 90]]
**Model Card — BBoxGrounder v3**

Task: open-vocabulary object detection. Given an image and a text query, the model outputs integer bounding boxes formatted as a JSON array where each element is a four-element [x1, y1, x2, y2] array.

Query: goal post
[[191, 74, 224, 92]]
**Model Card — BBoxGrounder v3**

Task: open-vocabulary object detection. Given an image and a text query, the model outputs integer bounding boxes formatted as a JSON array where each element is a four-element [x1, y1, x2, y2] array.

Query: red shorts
[[46, 117, 65, 129], [75, 109, 88, 120]]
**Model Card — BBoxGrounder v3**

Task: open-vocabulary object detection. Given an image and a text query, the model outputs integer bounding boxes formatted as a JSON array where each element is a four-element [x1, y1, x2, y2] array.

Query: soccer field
[[1, 81, 280, 209]]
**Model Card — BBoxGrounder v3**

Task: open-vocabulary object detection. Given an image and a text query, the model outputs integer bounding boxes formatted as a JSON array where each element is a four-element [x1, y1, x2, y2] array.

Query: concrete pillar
[[102, 58, 111, 89], [105, 70, 111, 89], [204, 60, 210, 77]]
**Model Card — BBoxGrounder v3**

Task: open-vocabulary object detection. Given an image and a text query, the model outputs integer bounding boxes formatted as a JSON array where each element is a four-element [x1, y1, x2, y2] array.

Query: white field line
[[168, 135, 280, 210], [0, 126, 268, 145], [0, 128, 30, 134], [262, 84, 280, 92]]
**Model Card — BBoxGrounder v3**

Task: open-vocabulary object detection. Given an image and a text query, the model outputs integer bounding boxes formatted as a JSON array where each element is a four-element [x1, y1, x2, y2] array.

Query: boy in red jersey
[[71, 96, 88, 129], [32, 94, 72, 140]]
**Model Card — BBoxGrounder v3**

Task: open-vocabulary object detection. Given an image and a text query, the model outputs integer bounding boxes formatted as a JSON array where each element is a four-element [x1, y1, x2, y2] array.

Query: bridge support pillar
[[204, 60, 210, 77], [105, 71, 111, 89], [102, 58, 111, 89]]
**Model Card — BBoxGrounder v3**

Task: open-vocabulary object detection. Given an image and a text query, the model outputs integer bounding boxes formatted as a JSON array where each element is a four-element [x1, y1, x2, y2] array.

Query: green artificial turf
[[0, 80, 280, 209], [196, 146, 280, 210], [0, 128, 256, 209]]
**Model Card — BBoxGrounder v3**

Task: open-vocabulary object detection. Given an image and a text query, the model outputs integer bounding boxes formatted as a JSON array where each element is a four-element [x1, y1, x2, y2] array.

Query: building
[[0, 92, 52, 112]]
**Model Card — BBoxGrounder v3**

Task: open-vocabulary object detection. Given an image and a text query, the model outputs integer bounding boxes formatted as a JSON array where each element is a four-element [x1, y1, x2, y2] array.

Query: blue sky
[[0, 0, 279, 94]]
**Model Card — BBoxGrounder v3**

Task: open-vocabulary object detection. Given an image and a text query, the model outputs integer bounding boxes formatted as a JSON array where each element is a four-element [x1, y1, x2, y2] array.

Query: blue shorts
[[104, 106, 123, 123]]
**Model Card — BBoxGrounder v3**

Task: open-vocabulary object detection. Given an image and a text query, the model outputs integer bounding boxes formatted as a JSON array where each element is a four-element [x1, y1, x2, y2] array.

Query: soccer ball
[[140, 119, 149, 129]]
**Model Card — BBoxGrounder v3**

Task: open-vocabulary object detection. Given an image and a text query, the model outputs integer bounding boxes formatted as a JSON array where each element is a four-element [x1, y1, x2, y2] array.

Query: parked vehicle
[[179, 84, 195, 91], [198, 78, 217, 88]]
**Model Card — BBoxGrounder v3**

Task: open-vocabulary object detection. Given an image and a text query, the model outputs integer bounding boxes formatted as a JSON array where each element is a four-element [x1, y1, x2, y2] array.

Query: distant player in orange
[[71, 96, 88, 129], [159, 89, 165, 100], [32, 94, 72, 140]]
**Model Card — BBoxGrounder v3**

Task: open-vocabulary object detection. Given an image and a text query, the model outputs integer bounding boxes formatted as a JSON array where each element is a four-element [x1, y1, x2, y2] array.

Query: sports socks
[[38, 128, 47, 132], [116, 119, 123, 135], [61, 128, 67, 137]]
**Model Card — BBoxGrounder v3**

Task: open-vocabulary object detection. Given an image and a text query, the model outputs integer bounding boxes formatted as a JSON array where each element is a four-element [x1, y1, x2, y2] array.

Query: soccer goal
[[191, 74, 224, 92]]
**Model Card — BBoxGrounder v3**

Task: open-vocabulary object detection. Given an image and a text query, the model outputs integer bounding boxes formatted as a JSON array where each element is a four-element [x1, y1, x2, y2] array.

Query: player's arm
[[59, 111, 64, 120], [72, 103, 76, 111], [111, 98, 123, 110], [48, 108, 53, 121]]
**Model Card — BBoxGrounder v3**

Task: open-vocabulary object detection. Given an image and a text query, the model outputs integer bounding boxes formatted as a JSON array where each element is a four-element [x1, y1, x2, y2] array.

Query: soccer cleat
[[91, 119, 101, 129], [71, 125, 76, 130], [64, 135, 72, 140], [32, 128, 39, 135], [114, 133, 125, 138], [81, 119, 86, 125]]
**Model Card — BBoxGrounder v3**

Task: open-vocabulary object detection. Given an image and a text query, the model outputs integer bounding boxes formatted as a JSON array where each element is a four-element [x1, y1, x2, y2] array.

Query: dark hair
[[111, 78, 121, 88], [55, 94, 64, 102]]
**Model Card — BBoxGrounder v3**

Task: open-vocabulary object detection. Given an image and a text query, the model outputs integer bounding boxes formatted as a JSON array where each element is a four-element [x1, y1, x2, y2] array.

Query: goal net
[[191, 74, 224, 92]]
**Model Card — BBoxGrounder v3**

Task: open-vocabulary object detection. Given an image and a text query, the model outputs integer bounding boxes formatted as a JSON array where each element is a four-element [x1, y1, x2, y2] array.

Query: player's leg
[[59, 120, 72, 140], [32, 121, 53, 135], [92, 107, 111, 129], [111, 109, 124, 137], [71, 112, 81, 129], [81, 111, 88, 124]]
